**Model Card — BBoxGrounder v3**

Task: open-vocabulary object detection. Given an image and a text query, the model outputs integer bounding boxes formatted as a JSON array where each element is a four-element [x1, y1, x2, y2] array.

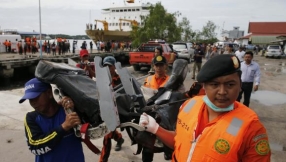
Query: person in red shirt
[[76, 49, 95, 78]]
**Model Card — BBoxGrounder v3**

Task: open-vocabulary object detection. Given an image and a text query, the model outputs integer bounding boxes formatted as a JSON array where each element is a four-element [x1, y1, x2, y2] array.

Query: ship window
[[112, 23, 115, 26], [142, 7, 148, 10], [116, 10, 119, 12], [128, 9, 131, 12], [124, 9, 127, 12], [127, 23, 130, 26], [112, 10, 115, 12], [114, 17, 115, 19], [120, 10, 123, 12], [132, 9, 135, 11], [129, 16, 130, 18], [141, 22, 144, 25], [136, 9, 140, 11], [123, 23, 126, 26], [116, 23, 118, 26]]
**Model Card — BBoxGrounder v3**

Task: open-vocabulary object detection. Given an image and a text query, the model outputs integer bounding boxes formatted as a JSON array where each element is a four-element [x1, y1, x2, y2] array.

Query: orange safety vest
[[144, 75, 170, 89], [173, 96, 259, 162], [3, 41, 8, 46]]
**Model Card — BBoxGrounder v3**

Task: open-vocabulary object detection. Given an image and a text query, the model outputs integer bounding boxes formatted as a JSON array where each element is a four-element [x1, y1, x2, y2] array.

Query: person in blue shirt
[[19, 78, 85, 162], [237, 51, 261, 107]]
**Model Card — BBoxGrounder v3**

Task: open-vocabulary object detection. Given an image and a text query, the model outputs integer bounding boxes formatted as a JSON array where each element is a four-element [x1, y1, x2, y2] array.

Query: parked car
[[172, 42, 194, 63], [245, 44, 256, 50], [265, 45, 282, 58]]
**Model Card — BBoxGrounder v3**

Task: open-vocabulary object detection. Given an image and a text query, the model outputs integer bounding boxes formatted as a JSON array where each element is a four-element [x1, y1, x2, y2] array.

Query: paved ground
[[0, 53, 285, 162]]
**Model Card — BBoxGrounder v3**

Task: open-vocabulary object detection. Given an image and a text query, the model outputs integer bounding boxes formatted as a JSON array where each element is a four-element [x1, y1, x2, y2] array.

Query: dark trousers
[[237, 82, 253, 107], [142, 147, 154, 162]]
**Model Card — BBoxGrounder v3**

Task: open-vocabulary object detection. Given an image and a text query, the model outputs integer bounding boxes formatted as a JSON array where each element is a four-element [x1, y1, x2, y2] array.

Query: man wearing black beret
[[138, 54, 270, 161]]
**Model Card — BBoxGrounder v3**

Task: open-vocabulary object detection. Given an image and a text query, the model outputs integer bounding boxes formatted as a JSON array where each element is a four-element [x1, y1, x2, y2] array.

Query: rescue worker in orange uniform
[[3, 40, 8, 52], [99, 56, 125, 162], [144, 55, 170, 90], [148, 47, 163, 75], [143, 55, 186, 161], [139, 54, 271, 162]]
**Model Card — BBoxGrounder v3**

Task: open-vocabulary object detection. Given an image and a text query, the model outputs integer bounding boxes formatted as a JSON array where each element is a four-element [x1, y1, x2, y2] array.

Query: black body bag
[[35, 60, 102, 127]]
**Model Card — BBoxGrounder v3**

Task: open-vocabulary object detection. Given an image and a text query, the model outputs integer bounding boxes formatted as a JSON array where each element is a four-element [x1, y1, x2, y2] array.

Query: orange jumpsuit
[[173, 96, 271, 162], [144, 74, 170, 89]]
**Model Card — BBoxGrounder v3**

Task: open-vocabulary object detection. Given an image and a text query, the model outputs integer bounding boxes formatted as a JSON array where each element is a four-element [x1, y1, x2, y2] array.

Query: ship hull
[[85, 29, 131, 42]]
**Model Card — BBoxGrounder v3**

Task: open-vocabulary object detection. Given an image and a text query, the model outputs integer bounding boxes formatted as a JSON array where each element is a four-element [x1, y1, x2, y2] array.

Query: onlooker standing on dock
[[96, 40, 100, 52], [72, 40, 77, 54], [46, 41, 51, 54], [24, 41, 27, 55], [90, 41, 93, 53], [237, 51, 261, 107], [7, 41, 12, 53], [66, 41, 70, 53], [17, 41, 23, 55], [51, 42, 56, 56]]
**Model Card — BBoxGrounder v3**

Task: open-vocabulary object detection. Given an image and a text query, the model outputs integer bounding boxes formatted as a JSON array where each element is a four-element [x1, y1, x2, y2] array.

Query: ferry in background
[[85, 0, 151, 42]]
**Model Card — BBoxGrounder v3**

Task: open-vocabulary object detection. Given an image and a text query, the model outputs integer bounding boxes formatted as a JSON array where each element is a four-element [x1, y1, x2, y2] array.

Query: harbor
[[0, 50, 130, 87]]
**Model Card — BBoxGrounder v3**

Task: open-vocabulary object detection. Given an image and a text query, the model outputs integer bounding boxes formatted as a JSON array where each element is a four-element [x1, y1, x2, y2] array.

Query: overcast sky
[[0, 0, 285, 37]]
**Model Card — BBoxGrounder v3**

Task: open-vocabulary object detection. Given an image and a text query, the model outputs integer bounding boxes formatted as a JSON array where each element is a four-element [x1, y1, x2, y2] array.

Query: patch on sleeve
[[253, 134, 267, 142], [255, 140, 270, 155]]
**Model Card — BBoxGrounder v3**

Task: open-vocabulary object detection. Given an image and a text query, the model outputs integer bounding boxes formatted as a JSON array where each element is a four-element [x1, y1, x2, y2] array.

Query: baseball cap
[[153, 55, 167, 65], [80, 49, 89, 57], [103, 56, 116, 66], [19, 78, 51, 103]]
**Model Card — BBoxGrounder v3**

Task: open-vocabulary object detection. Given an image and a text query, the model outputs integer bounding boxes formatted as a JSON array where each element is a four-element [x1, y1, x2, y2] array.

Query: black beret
[[197, 54, 241, 82]]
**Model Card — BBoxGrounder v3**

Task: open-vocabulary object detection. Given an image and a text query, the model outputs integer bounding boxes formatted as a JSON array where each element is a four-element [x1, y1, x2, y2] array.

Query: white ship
[[85, 0, 151, 41]]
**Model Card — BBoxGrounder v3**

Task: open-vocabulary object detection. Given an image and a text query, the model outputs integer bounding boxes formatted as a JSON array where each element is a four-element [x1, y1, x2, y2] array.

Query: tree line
[[131, 2, 218, 47]]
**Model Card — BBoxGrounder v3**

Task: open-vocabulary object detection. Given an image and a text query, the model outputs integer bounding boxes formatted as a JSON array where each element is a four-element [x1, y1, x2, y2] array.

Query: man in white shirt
[[235, 47, 246, 62], [237, 51, 261, 107]]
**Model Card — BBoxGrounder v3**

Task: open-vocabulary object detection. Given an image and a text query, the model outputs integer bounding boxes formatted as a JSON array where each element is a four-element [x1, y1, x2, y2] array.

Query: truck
[[129, 42, 176, 71]]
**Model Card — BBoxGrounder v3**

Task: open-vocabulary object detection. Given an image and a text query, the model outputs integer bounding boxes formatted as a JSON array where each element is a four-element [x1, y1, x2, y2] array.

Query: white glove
[[139, 113, 159, 134]]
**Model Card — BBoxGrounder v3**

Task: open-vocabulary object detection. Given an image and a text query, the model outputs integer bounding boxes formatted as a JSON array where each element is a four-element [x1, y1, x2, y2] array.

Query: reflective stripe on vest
[[183, 99, 196, 113], [227, 117, 243, 136], [145, 75, 169, 89], [173, 96, 258, 162]]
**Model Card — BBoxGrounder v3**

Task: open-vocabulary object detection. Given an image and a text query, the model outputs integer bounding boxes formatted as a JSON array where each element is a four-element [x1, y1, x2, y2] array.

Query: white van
[[0, 35, 22, 53], [265, 45, 282, 58]]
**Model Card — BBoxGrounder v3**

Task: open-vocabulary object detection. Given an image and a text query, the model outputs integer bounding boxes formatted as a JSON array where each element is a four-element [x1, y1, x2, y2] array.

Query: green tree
[[178, 17, 194, 42], [131, 2, 181, 47], [201, 20, 217, 40]]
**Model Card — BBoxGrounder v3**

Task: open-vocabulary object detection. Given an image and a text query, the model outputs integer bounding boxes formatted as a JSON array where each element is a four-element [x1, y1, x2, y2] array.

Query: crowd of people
[[19, 39, 269, 162]]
